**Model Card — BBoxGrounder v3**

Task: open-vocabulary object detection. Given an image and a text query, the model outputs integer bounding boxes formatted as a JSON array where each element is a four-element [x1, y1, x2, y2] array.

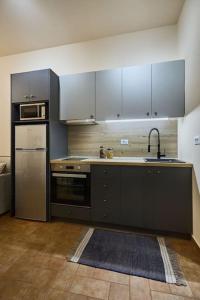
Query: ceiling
[[0, 0, 185, 57]]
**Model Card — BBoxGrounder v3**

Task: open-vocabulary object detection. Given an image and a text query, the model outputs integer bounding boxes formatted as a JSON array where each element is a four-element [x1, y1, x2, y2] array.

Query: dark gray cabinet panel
[[122, 65, 151, 118], [121, 167, 145, 228], [96, 69, 122, 121], [11, 70, 50, 103], [91, 164, 192, 234], [60, 72, 95, 120], [152, 60, 185, 117], [51, 203, 91, 220], [11, 73, 30, 102], [29, 70, 49, 101], [91, 165, 121, 224], [143, 167, 192, 234]]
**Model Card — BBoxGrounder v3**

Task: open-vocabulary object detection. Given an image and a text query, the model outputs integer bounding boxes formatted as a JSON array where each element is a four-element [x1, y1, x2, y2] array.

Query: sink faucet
[[148, 128, 165, 159]]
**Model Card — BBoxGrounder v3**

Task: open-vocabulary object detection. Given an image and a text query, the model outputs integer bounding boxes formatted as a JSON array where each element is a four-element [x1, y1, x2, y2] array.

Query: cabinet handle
[[117, 113, 120, 118], [154, 112, 158, 116], [103, 199, 107, 202], [146, 112, 150, 116], [103, 214, 107, 218], [103, 184, 107, 188], [103, 170, 107, 174], [30, 95, 35, 99], [24, 95, 29, 99], [90, 115, 94, 119]]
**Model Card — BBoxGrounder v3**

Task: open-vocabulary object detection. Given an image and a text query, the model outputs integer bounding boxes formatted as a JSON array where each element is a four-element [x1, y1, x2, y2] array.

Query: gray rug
[[70, 228, 186, 285]]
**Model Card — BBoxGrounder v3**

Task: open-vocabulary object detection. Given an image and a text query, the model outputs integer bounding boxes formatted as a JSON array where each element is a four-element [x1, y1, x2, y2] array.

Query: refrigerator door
[[15, 149, 46, 221], [15, 124, 46, 149]]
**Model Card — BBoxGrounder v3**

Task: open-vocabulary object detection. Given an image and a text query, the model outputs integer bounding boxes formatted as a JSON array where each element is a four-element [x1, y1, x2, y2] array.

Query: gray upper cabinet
[[96, 69, 122, 121], [11, 69, 50, 103], [122, 65, 151, 118], [152, 60, 185, 118], [59, 72, 95, 120]]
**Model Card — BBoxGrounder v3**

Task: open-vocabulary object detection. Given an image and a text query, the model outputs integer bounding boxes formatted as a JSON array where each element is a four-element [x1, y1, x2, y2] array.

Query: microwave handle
[[52, 173, 87, 179]]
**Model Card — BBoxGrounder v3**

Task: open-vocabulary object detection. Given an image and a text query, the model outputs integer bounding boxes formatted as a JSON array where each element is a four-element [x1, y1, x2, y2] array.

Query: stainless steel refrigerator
[[15, 124, 47, 221]]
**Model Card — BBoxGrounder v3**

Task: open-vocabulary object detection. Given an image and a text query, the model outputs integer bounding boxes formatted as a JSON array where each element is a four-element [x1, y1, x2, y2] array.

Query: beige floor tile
[[66, 292, 88, 299], [170, 283, 193, 297], [93, 268, 129, 285], [151, 291, 185, 299], [0, 280, 32, 300], [188, 281, 200, 299], [76, 265, 96, 277], [130, 276, 151, 300], [149, 280, 170, 293], [109, 283, 129, 300], [70, 275, 110, 299], [51, 269, 74, 290]]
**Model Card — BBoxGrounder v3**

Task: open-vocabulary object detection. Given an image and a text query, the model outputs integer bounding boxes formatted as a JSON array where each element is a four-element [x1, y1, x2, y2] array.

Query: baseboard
[[192, 234, 200, 249]]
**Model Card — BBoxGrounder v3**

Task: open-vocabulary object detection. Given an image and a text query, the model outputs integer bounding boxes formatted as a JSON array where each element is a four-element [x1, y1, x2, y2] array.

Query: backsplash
[[68, 119, 177, 157]]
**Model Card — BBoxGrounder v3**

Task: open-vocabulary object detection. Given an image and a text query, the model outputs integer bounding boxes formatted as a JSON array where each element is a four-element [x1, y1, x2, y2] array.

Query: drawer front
[[91, 165, 121, 181], [51, 203, 91, 221], [92, 206, 120, 224]]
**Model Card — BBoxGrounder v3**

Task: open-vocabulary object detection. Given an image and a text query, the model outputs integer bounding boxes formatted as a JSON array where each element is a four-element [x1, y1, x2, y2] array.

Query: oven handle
[[52, 173, 87, 179]]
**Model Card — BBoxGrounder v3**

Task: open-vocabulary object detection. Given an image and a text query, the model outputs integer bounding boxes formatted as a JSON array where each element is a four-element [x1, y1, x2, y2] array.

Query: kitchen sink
[[145, 158, 185, 163]]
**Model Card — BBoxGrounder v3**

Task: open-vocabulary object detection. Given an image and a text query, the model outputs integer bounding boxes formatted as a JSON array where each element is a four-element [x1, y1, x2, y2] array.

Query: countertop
[[50, 157, 193, 168]]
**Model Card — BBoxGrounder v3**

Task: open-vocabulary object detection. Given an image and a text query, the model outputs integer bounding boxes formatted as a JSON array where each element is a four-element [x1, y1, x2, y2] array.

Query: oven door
[[51, 172, 90, 207]]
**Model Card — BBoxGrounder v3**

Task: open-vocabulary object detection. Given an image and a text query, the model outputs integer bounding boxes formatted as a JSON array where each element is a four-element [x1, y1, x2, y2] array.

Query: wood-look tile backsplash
[[67, 119, 177, 157]]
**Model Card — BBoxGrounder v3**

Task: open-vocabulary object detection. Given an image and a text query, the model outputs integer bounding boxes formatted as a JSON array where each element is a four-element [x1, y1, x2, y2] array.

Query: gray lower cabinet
[[122, 65, 152, 118], [91, 165, 121, 224], [59, 72, 95, 120], [152, 60, 185, 118], [142, 167, 192, 233], [96, 69, 122, 121], [51, 203, 91, 221], [11, 69, 50, 102], [91, 165, 192, 234]]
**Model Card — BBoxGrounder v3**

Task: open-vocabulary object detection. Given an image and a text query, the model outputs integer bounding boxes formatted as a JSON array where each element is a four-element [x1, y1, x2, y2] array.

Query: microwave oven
[[20, 103, 46, 120]]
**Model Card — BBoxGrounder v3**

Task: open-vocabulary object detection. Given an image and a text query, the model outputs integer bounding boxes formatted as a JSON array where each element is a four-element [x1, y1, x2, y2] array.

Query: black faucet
[[148, 128, 165, 159]]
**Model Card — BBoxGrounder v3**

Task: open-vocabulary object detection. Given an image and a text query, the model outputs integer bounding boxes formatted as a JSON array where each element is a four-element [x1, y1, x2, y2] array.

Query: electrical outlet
[[121, 139, 128, 145], [194, 135, 200, 145]]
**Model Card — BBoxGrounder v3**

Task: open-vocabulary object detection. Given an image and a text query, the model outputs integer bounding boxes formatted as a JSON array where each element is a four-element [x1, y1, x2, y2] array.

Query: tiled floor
[[0, 215, 200, 300]]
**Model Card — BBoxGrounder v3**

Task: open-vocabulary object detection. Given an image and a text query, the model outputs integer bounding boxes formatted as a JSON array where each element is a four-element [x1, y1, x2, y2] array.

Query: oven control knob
[[77, 166, 81, 170]]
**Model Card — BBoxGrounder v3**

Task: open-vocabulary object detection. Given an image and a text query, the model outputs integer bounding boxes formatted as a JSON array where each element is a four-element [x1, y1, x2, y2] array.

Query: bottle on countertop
[[106, 147, 114, 159], [99, 146, 106, 159]]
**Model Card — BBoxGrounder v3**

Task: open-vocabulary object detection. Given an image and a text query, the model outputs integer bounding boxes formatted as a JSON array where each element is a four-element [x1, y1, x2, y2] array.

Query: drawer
[[91, 165, 121, 181], [92, 206, 120, 224], [51, 203, 91, 221]]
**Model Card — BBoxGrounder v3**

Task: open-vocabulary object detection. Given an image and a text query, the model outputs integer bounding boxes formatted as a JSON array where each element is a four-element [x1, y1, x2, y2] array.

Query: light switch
[[121, 139, 128, 145], [194, 136, 200, 145]]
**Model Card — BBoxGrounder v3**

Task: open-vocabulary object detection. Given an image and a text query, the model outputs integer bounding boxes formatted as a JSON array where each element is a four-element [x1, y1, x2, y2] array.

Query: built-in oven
[[51, 163, 91, 207]]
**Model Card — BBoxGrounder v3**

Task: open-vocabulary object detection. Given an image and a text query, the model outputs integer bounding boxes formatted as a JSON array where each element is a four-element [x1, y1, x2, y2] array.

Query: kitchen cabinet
[[122, 65, 151, 118], [59, 72, 95, 121], [11, 69, 50, 103], [91, 164, 192, 234], [120, 167, 145, 228], [96, 69, 122, 121], [142, 167, 192, 233], [91, 165, 121, 224], [152, 60, 185, 117]]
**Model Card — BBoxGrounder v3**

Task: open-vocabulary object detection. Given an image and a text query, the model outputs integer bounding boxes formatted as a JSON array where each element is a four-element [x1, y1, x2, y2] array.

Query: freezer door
[[15, 149, 46, 221], [15, 124, 46, 149]]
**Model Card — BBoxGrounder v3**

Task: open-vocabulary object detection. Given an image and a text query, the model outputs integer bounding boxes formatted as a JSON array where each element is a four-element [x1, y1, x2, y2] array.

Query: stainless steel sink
[[145, 158, 185, 163]]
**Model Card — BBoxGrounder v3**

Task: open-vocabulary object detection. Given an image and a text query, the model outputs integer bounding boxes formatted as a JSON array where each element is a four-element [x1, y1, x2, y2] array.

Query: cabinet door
[[11, 73, 30, 103], [121, 167, 145, 228], [152, 60, 185, 118], [91, 165, 121, 224], [29, 70, 50, 101], [60, 72, 95, 120], [122, 65, 151, 118], [143, 167, 192, 234], [96, 69, 122, 121]]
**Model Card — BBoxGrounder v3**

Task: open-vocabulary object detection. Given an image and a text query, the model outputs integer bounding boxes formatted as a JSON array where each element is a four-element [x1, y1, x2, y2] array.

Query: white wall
[[0, 25, 178, 156], [177, 0, 200, 246]]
